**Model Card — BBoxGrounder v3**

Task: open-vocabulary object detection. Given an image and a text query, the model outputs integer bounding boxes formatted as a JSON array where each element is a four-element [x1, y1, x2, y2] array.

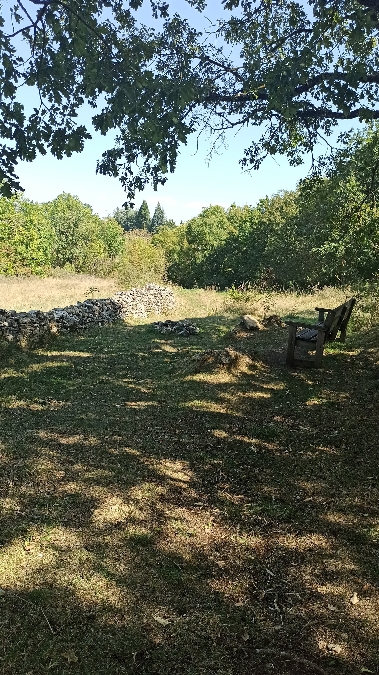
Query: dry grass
[[0, 273, 353, 321], [221, 286, 350, 322], [165, 287, 227, 320], [0, 273, 122, 312], [0, 279, 378, 675]]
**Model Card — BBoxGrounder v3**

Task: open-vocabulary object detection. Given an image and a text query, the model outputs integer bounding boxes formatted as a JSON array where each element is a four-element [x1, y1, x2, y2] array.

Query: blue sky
[[13, 0, 362, 223], [15, 125, 315, 222]]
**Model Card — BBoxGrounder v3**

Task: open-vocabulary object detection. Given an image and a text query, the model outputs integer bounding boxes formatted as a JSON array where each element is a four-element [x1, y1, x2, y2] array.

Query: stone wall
[[0, 284, 175, 347]]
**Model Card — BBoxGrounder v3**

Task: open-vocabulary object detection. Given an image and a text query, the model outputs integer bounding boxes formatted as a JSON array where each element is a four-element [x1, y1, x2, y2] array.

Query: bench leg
[[286, 325, 297, 366], [314, 330, 325, 368]]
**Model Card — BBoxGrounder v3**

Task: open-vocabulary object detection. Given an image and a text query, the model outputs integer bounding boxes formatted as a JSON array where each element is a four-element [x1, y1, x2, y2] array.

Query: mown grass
[[0, 284, 378, 675]]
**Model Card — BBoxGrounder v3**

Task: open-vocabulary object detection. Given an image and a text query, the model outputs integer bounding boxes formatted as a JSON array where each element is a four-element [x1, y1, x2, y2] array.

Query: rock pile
[[231, 313, 286, 338], [153, 319, 199, 336], [0, 309, 57, 346], [114, 284, 175, 318], [0, 284, 176, 347]]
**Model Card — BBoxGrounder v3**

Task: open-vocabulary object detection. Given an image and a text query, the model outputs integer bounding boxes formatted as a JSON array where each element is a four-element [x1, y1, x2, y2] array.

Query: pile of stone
[[0, 284, 176, 347], [153, 319, 199, 337], [114, 284, 175, 318], [0, 309, 57, 346], [242, 314, 263, 330]]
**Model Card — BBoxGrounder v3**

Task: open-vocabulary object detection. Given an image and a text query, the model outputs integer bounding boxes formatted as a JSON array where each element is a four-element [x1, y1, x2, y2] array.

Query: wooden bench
[[286, 297, 356, 368]]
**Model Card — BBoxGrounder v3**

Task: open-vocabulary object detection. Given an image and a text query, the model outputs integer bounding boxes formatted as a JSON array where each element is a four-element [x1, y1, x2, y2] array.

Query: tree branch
[[295, 71, 379, 95], [297, 107, 379, 120], [195, 54, 245, 82]]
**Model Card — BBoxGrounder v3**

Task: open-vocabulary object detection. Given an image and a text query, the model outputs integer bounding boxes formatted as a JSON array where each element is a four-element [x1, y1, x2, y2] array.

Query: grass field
[[0, 274, 122, 312], [0, 279, 378, 675]]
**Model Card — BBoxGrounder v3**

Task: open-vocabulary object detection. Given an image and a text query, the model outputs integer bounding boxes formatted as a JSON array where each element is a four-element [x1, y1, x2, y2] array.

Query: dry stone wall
[[0, 284, 175, 347]]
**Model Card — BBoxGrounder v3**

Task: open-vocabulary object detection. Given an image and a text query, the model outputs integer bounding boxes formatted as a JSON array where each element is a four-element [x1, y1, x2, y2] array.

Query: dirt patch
[[194, 347, 254, 373], [262, 314, 286, 328]]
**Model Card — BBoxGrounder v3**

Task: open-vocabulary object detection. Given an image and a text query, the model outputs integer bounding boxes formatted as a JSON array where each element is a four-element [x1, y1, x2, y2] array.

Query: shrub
[[115, 231, 167, 287], [0, 195, 54, 275]]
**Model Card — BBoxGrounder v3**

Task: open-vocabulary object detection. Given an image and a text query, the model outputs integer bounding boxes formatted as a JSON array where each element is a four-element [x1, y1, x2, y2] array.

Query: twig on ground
[[9, 593, 55, 635]]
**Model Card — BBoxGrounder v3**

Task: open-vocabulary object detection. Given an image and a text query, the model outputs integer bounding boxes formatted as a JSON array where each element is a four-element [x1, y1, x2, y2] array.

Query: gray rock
[[242, 314, 262, 330], [153, 319, 199, 336]]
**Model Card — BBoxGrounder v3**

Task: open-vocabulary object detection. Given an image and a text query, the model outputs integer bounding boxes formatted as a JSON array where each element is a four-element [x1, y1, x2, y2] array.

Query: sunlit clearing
[[37, 431, 101, 446]]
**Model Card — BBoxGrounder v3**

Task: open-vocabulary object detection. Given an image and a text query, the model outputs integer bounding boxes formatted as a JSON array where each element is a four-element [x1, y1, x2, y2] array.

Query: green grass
[[0, 291, 378, 675]]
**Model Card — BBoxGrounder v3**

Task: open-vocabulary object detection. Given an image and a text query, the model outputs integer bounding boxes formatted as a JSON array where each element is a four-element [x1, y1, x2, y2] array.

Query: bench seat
[[286, 298, 356, 368]]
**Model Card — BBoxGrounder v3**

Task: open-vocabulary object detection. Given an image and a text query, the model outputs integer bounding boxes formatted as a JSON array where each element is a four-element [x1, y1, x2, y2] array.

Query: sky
[[15, 126, 314, 223], [12, 0, 362, 223]]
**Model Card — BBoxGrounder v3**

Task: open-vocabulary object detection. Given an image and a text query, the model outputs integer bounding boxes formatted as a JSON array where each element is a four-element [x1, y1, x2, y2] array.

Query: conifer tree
[[135, 200, 151, 230], [149, 202, 166, 232]]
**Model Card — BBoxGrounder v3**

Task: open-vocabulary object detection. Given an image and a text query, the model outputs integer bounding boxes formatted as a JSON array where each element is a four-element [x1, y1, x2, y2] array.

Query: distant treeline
[[1, 125, 379, 290], [0, 193, 166, 287], [113, 200, 176, 233]]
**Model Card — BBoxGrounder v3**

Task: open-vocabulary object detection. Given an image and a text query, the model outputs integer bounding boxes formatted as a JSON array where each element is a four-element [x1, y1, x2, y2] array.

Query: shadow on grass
[[0, 316, 378, 674]]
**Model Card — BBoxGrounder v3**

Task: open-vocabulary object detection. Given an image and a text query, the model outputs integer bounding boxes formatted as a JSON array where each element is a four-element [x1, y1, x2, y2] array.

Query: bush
[[0, 195, 54, 275], [115, 231, 167, 287]]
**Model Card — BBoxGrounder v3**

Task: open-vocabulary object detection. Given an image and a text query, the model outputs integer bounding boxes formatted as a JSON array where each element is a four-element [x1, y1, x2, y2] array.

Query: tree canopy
[[2, 0, 379, 200], [113, 206, 138, 232], [151, 124, 379, 290]]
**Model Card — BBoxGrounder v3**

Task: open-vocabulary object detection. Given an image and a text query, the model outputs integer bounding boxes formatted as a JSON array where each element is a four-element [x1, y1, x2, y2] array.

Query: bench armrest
[[314, 306, 333, 312], [286, 321, 327, 331]]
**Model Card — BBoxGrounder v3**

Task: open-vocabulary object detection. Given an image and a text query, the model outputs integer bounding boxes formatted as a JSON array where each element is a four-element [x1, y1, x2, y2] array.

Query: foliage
[[150, 202, 167, 232], [43, 193, 124, 273], [0, 191, 170, 286], [0, 195, 54, 275], [2, 125, 379, 289], [112, 206, 138, 232], [134, 200, 151, 230], [96, 217, 125, 259], [154, 197, 300, 289], [349, 280, 379, 330], [153, 125, 379, 290], [183, 205, 236, 287], [152, 222, 189, 284], [164, 218, 177, 229], [0, 192, 126, 277], [115, 230, 167, 287], [2, 1, 379, 200]]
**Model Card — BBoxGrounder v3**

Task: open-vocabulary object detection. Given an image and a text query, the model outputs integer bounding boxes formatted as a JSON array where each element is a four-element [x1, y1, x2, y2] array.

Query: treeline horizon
[[1, 125, 379, 291]]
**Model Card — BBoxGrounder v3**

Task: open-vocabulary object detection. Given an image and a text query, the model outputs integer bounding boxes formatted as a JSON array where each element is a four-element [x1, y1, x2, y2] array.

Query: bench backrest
[[324, 298, 356, 342]]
